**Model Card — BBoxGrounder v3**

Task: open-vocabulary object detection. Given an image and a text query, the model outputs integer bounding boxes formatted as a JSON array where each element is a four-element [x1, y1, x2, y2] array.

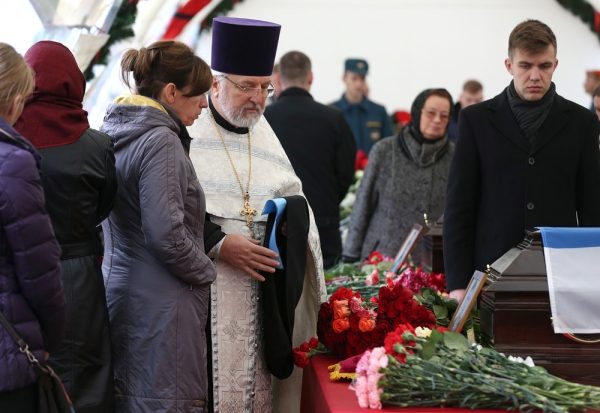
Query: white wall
[[196, 0, 600, 112], [0, 2, 42, 53]]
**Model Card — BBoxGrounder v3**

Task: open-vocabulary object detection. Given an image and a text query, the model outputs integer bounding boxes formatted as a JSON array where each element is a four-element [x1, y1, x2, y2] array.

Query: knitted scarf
[[507, 81, 555, 140], [398, 126, 449, 168]]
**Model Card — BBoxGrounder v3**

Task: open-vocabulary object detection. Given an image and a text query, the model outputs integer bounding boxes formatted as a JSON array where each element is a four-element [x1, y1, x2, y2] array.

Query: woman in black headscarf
[[343, 88, 454, 261]]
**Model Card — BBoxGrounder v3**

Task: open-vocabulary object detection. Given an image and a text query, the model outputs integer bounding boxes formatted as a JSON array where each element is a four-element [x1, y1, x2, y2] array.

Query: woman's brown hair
[[120, 40, 212, 98]]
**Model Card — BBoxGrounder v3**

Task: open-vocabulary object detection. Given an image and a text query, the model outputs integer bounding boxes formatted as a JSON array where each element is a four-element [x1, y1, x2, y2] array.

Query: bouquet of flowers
[[354, 324, 600, 412], [291, 337, 328, 368], [325, 251, 394, 297], [317, 280, 437, 359], [396, 266, 445, 294], [413, 287, 460, 327], [340, 150, 369, 220], [325, 251, 446, 298]]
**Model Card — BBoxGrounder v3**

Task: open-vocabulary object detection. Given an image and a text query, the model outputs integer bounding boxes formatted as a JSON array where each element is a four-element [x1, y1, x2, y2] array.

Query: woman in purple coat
[[15, 41, 117, 413], [0, 42, 65, 411]]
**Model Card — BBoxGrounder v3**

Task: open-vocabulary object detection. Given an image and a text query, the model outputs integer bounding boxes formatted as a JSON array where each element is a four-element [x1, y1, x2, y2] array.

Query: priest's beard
[[219, 92, 265, 128]]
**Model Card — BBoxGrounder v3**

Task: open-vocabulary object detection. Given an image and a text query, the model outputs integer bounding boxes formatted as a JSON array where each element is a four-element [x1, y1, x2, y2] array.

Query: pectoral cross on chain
[[240, 192, 257, 228]]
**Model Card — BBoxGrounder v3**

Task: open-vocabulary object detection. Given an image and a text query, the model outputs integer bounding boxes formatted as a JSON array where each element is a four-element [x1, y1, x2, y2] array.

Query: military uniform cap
[[344, 58, 369, 75]]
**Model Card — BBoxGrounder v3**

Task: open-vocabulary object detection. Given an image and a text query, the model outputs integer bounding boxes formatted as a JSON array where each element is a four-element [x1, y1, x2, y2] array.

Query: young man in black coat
[[265, 50, 356, 268], [443, 19, 600, 301]]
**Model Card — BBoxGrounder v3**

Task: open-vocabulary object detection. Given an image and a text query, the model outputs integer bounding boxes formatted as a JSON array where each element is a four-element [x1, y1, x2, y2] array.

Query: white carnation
[[415, 327, 432, 338]]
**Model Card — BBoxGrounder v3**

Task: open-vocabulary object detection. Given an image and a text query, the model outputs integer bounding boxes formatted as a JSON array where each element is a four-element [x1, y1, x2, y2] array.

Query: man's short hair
[[587, 69, 600, 80], [508, 19, 557, 58], [279, 51, 311, 84], [462, 79, 483, 94]]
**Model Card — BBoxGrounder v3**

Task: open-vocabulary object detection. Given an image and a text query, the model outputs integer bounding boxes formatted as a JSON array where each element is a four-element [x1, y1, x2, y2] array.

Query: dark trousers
[[318, 226, 342, 269], [0, 383, 38, 412]]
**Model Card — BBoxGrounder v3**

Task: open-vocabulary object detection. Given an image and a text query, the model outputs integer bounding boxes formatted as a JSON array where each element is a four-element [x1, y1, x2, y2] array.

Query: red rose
[[293, 349, 309, 368], [317, 303, 332, 335], [308, 337, 319, 349], [330, 287, 359, 303], [355, 150, 368, 171], [371, 320, 392, 344]]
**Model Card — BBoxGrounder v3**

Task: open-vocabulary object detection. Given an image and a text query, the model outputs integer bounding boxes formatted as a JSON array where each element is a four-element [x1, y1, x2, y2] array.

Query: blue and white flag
[[539, 227, 600, 334]]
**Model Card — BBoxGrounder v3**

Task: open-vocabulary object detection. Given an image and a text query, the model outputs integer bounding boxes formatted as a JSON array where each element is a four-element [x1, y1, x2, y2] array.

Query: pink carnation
[[350, 297, 363, 313], [353, 347, 385, 409], [385, 271, 396, 282], [365, 269, 380, 286], [368, 389, 383, 409], [354, 375, 368, 408]]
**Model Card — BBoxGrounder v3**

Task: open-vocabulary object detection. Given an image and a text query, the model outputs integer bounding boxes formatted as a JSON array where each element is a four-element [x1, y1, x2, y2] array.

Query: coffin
[[479, 230, 600, 386]]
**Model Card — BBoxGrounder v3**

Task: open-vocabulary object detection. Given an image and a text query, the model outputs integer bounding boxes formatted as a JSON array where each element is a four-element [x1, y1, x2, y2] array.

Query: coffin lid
[[485, 230, 548, 292]]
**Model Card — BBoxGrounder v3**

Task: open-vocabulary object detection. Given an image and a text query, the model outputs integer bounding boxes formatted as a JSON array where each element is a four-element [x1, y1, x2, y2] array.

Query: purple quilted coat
[[0, 117, 65, 392]]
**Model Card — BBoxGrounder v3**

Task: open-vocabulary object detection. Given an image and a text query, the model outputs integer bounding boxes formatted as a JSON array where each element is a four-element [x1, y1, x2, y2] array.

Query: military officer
[[331, 58, 393, 153]]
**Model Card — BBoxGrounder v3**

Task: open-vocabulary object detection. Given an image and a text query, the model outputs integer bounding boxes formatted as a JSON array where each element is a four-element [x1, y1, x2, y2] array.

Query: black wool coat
[[265, 87, 356, 267], [443, 88, 600, 290], [40, 129, 117, 411]]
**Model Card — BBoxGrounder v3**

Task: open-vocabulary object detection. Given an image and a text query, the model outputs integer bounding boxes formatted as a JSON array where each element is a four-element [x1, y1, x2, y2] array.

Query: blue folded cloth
[[262, 198, 287, 269]]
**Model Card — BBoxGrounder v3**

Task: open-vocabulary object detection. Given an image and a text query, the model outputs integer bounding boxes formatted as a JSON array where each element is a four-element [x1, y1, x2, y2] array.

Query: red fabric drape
[[162, 0, 211, 39], [301, 354, 518, 413]]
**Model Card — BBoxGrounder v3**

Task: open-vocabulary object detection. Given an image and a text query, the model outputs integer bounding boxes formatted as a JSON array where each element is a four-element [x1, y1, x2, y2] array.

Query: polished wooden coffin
[[479, 231, 600, 386]]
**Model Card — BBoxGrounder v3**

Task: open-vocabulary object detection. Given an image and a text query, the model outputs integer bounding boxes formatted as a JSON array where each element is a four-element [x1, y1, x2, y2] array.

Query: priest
[[188, 16, 325, 413]]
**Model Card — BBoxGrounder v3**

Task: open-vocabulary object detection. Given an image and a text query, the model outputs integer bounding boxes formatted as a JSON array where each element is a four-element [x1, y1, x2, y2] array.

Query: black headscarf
[[407, 88, 453, 144], [397, 88, 453, 167]]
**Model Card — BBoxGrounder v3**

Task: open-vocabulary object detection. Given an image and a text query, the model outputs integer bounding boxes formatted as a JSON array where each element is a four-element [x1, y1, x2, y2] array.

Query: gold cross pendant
[[240, 193, 257, 228]]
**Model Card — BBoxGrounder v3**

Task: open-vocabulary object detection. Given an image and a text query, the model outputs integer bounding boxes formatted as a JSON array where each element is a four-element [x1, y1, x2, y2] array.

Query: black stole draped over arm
[[203, 215, 226, 252], [261, 195, 310, 379]]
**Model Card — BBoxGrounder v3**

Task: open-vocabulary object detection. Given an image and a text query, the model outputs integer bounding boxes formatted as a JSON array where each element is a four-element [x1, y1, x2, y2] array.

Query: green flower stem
[[377, 344, 600, 413]]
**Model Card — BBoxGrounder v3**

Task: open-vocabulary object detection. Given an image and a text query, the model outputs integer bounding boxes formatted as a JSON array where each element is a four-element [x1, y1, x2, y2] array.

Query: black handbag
[[0, 310, 75, 413]]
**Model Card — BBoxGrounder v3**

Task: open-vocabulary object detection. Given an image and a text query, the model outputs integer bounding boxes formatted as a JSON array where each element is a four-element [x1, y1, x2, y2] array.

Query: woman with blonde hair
[[0, 42, 65, 411], [101, 40, 216, 412], [15, 40, 117, 413]]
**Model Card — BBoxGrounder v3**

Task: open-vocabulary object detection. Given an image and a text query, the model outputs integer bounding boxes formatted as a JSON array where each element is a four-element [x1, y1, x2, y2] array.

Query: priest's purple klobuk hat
[[211, 16, 281, 76]]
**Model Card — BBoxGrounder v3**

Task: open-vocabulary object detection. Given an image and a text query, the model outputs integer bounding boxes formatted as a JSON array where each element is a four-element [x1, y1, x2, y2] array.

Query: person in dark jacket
[[100, 40, 216, 413], [447, 79, 483, 143], [14, 40, 117, 413], [443, 19, 600, 302], [265, 50, 356, 268], [343, 88, 454, 261], [0, 42, 65, 412]]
